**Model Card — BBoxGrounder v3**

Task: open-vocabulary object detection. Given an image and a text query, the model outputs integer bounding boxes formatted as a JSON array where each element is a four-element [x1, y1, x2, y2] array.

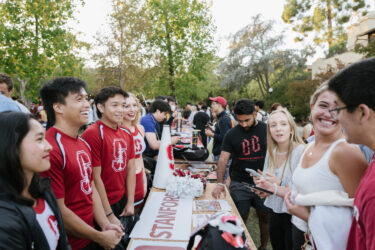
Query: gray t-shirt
[[263, 144, 304, 214]]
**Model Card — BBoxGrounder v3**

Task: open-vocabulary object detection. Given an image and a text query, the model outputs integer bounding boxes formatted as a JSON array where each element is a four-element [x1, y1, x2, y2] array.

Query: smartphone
[[245, 168, 261, 177], [250, 184, 274, 195]]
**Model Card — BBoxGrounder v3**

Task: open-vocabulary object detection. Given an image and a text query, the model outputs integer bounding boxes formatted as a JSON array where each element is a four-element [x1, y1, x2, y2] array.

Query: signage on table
[[128, 240, 187, 250], [130, 192, 193, 241]]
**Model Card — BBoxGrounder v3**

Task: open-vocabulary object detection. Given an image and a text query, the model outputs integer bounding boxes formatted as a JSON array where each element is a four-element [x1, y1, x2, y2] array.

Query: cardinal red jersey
[[82, 120, 135, 205], [41, 127, 94, 250]]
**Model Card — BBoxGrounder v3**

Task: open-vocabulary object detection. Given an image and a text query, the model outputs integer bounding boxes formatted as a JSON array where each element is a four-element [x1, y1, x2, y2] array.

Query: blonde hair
[[310, 81, 329, 106], [124, 93, 141, 126], [266, 108, 304, 175]]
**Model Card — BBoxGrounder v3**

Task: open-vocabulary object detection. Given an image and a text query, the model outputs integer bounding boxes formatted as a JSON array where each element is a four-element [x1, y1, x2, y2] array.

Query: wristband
[[217, 183, 225, 187], [273, 183, 278, 195], [106, 211, 113, 217]]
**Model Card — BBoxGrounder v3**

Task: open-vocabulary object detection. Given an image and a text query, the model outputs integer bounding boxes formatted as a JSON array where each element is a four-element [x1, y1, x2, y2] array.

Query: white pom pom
[[166, 175, 203, 198]]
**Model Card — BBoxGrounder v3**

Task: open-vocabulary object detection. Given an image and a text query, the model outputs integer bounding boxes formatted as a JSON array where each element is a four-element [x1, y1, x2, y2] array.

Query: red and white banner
[[130, 192, 193, 241], [128, 240, 187, 250]]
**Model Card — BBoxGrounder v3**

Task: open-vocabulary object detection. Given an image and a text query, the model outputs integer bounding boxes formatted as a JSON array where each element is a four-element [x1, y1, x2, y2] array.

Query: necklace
[[277, 151, 288, 155]]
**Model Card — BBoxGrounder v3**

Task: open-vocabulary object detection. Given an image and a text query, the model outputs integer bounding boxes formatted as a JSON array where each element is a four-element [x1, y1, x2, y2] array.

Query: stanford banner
[[130, 192, 193, 241]]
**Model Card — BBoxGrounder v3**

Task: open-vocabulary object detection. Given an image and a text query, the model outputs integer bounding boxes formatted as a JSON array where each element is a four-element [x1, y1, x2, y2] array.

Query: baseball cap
[[209, 96, 227, 107]]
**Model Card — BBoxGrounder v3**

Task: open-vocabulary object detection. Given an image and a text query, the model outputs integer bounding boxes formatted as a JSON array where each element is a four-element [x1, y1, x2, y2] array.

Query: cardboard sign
[[130, 192, 193, 241], [128, 240, 187, 250]]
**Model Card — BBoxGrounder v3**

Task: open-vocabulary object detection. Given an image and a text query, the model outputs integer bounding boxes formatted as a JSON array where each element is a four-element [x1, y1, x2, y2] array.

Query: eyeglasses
[[328, 106, 348, 118]]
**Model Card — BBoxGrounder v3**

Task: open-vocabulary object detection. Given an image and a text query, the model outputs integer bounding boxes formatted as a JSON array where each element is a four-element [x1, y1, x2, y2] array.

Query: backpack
[[258, 111, 268, 123]]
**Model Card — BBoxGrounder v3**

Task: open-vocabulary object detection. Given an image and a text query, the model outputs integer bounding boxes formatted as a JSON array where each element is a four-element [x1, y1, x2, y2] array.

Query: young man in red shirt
[[82, 87, 136, 226], [328, 57, 375, 250], [40, 77, 122, 250]]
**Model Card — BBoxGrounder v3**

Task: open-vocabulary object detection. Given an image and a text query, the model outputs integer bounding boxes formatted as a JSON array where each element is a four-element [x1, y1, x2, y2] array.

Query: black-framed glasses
[[328, 106, 348, 118]]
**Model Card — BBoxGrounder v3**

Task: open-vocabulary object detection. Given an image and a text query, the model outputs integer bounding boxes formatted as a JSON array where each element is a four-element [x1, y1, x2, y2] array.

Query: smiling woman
[[0, 112, 70, 249], [284, 82, 368, 249]]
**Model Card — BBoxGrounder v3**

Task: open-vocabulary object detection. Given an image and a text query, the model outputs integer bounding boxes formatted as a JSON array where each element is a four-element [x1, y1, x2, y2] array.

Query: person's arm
[[138, 125, 148, 196], [211, 151, 231, 199], [143, 166, 148, 196], [145, 132, 160, 150], [121, 158, 136, 216], [330, 142, 367, 197], [284, 191, 310, 222], [92, 167, 122, 227], [57, 197, 122, 248]]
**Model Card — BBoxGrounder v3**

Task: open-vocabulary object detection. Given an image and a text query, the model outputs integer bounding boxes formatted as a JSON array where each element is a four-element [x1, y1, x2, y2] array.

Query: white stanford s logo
[[112, 139, 127, 172], [77, 150, 93, 195]]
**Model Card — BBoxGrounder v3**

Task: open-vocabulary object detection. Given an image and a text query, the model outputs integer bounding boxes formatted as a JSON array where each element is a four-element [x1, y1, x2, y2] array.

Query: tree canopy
[[0, 0, 84, 103], [282, 0, 369, 54]]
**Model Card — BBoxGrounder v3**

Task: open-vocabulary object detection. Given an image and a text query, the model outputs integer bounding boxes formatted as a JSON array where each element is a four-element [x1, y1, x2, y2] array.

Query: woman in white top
[[254, 109, 304, 250], [122, 93, 147, 213], [284, 82, 367, 249], [255, 82, 368, 249]]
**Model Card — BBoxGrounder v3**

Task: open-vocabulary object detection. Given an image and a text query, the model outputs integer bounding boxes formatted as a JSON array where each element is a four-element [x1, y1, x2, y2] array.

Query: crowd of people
[[0, 57, 375, 250]]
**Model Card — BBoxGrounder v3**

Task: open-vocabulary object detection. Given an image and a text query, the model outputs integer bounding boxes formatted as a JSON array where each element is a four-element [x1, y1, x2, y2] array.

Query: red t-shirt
[[346, 156, 375, 250], [82, 121, 135, 205], [41, 127, 94, 250]]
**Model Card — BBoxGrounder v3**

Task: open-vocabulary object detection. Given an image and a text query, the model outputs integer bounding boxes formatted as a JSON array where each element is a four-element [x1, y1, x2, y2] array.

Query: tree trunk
[[166, 27, 175, 94], [17, 77, 27, 105], [256, 76, 265, 98], [326, 0, 333, 48]]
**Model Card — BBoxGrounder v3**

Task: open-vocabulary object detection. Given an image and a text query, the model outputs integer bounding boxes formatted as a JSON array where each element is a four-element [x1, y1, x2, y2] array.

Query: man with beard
[[212, 98, 269, 250]]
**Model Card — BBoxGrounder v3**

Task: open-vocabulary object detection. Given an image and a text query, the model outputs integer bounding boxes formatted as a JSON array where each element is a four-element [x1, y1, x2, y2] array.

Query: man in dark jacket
[[205, 96, 232, 177]]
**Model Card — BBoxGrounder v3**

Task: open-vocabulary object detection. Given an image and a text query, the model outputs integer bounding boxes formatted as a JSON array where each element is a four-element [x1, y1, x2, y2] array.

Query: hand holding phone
[[250, 184, 274, 195], [245, 168, 262, 177]]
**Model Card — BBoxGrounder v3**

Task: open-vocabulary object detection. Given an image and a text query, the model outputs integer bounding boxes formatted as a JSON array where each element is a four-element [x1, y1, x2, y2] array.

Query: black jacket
[[0, 179, 70, 250], [212, 111, 232, 156]]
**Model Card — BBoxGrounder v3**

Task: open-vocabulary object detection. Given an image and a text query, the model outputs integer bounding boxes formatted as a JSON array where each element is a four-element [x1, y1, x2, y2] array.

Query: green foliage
[[220, 15, 311, 100], [282, 0, 369, 51], [91, 0, 219, 104], [92, 0, 151, 91], [0, 0, 84, 103], [145, 0, 216, 96], [354, 39, 375, 58]]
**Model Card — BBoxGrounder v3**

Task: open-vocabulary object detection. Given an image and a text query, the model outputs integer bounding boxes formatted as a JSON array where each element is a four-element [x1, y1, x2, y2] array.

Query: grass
[[245, 209, 272, 250]]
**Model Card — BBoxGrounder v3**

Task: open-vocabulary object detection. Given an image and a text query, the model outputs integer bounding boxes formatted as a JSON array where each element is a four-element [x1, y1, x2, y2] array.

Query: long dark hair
[[0, 112, 47, 205]]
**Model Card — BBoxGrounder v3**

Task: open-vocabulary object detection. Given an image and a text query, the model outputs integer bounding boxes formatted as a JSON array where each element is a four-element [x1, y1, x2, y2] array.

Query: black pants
[[269, 211, 292, 250], [81, 241, 104, 250], [292, 223, 306, 250], [111, 194, 127, 218]]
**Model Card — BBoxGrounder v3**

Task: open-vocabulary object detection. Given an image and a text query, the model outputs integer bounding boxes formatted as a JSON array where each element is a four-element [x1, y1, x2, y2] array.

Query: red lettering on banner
[[159, 206, 177, 212], [150, 230, 172, 238], [157, 211, 176, 219], [149, 193, 180, 239], [161, 202, 178, 207], [155, 219, 174, 226]]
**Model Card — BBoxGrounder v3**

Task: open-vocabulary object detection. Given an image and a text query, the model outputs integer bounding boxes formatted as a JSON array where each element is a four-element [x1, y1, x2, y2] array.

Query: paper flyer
[[193, 199, 231, 212]]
